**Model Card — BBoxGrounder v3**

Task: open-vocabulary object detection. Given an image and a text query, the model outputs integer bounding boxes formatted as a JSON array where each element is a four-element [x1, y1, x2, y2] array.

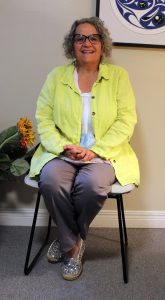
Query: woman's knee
[[74, 164, 115, 198], [74, 174, 107, 202]]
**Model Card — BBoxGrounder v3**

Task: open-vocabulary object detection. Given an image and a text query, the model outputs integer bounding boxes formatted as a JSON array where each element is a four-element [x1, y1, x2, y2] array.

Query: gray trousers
[[39, 158, 115, 252]]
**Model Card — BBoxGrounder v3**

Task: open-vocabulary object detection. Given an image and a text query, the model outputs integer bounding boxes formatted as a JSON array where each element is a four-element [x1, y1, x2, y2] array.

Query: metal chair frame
[[24, 189, 128, 283]]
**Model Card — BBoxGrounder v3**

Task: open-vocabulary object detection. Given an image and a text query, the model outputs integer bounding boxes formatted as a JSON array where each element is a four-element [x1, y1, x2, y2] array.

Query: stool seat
[[24, 175, 39, 189], [111, 182, 134, 194], [24, 175, 135, 194]]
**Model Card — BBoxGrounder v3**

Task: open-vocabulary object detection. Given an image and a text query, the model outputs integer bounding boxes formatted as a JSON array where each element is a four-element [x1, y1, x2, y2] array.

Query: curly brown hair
[[63, 16, 112, 61]]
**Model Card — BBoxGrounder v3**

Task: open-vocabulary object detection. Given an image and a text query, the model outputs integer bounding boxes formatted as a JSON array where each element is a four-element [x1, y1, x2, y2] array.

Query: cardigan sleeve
[[35, 73, 69, 155]]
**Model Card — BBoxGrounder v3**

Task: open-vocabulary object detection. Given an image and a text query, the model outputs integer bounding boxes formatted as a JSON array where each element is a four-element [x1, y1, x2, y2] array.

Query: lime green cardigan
[[29, 63, 140, 186]]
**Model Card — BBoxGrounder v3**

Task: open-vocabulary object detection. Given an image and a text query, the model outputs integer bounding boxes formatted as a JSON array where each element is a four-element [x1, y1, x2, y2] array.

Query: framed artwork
[[96, 0, 165, 48]]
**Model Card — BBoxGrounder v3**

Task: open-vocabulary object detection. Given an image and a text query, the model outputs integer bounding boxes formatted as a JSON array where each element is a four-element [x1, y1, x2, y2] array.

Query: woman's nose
[[83, 38, 92, 45]]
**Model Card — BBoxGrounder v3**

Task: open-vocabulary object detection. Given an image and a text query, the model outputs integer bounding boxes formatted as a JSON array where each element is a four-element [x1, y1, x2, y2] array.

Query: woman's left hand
[[63, 145, 97, 161]]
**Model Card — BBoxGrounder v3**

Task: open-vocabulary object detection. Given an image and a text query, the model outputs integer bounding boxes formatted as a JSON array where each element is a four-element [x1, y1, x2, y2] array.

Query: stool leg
[[120, 195, 128, 246], [24, 191, 51, 275], [116, 194, 128, 283]]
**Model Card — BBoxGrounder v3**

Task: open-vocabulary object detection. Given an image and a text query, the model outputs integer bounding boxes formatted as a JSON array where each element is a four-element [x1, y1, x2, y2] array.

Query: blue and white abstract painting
[[99, 0, 165, 46], [112, 0, 165, 33]]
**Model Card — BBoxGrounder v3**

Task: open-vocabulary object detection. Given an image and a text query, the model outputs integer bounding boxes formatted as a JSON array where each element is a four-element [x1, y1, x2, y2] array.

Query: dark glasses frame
[[73, 34, 102, 44]]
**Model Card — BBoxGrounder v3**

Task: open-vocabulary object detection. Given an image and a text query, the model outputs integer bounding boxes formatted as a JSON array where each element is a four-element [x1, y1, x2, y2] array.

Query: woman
[[29, 17, 140, 280]]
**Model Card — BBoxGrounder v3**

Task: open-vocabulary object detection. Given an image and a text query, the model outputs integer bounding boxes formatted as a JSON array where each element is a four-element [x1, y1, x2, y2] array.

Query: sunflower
[[17, 117, 35, 147]]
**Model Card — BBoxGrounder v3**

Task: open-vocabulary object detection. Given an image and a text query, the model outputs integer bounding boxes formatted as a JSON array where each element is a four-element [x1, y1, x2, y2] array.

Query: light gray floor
[[0, 227, 165, 300]]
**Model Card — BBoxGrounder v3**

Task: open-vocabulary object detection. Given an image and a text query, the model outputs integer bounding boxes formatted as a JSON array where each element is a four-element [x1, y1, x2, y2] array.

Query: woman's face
[[73, 23, 103, 66]]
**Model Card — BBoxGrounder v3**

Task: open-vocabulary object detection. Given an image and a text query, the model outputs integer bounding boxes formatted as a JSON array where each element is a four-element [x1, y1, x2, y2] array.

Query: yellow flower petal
[[17, 117, 35, 147]]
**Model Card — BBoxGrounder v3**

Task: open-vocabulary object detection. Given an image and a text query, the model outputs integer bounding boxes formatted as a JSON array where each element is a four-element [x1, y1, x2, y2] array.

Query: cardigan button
[[113, 160, 116, 163], [91, 95, 95, 99], [92, 112, 96, 116]]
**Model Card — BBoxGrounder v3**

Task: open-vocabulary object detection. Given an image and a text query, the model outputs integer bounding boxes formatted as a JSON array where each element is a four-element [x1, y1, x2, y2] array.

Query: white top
[[74, 69, 95, 149]]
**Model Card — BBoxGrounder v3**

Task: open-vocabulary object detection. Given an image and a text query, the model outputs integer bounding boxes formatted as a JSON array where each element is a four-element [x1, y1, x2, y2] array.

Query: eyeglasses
[[73, 34, 102, 45]]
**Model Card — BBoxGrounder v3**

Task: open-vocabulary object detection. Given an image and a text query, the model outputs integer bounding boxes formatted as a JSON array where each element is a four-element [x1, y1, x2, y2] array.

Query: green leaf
[[0, 153, 11, 171], [0, 135, 21, 155], [0, 153, 10, 162], [10, 158, 30, 176], [0, 126, 18, 146]]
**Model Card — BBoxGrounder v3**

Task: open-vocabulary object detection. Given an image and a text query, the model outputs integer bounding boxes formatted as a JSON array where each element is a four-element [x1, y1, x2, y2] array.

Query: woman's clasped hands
[[63, 145, 97, 162]]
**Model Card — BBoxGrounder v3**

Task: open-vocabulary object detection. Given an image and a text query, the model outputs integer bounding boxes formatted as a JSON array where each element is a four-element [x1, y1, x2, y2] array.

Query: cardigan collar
[[61, 62, 110, 91]]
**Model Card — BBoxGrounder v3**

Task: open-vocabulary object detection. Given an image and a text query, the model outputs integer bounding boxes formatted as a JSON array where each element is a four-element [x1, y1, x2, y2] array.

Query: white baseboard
[[0, 208, 165, 228]]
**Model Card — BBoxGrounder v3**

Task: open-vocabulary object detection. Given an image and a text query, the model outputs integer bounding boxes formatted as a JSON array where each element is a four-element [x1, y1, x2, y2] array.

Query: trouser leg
[[72, 163, 115, 239], [39, 159, 79, 252], [39, 159, 115, 253]]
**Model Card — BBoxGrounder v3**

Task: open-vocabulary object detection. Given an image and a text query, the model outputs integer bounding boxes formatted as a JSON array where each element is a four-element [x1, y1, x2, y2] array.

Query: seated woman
[[29, 16, 140, 281]]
